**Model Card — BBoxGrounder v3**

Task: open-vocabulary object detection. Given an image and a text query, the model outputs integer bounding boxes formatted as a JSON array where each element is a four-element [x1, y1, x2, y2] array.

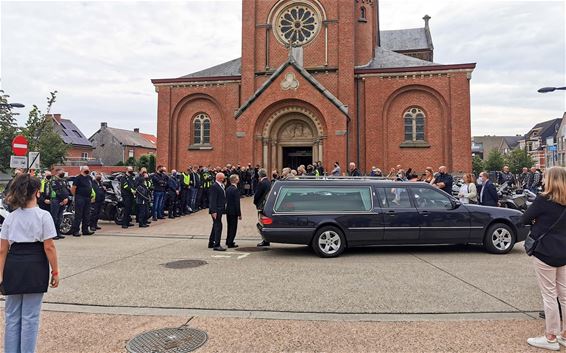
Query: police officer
[[39, 171, 53, 212], [179, 169, 191, 215], [90, 172, 106, 232], [200, 167, 213, 210], [51, 168, 70, 240], [167, 170, 180, 218], [151, 165, 168, 220], [120, 166, 136, 229], [135, 169, 151, 228], [70, 166, 94, 236]]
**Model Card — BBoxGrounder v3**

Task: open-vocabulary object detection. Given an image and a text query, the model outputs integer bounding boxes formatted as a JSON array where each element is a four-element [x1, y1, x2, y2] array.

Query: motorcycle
[[497, 182, 528, 213], [98, 178, 126, 225], [59, 196, 75, 235]]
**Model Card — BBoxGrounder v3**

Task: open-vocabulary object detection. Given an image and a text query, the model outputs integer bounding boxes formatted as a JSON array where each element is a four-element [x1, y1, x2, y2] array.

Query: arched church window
[[193, 113, 211, 145], [359, 7, 367, 22], [404, 108, 426, 142]]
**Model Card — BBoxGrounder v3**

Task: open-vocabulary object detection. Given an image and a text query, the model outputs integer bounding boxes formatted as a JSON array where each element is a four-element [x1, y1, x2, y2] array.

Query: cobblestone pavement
[[0, 198, 549, 352]]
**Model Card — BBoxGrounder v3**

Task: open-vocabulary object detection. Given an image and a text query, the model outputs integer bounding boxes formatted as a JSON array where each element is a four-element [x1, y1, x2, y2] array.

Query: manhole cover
[[163, 260, 207, 269], [127, 327, 207, 353], [235, 247, 270, 252]]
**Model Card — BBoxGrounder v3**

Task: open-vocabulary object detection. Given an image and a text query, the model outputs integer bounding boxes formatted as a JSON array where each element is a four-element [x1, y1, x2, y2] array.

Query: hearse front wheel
[[484, 223, 515, 254], [312, 226, 346, 258]]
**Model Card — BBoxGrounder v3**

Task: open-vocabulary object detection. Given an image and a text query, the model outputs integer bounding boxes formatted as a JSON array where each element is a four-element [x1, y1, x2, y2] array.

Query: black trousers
[[226, 214, 238, 246], [180, 188, 189, 214], [71, 195, 91, 234], [123, 194, 134, 227], [50, 201, 64, 236], [201, 189, 209, 209], [137, 202, 147, 226], [90, 201, 103, 228], [167, 191, 177, 217], [209, 213, 223, 247]]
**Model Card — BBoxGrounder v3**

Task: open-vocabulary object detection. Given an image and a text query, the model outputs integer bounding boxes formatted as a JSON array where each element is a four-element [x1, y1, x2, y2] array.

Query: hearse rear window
[[274, 187, 372, 212]]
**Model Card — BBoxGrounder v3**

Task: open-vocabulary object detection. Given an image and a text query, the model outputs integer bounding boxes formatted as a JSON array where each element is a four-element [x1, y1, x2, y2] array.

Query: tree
[[472, 155, 484, 175], [0, 91, 19, 172], [125, 157, 137, 167], [484, 149, 505, 172], [505, 149, 535, 174], [21, 91, 67, 169], [115, 161, 125, 166], [148, 154, 156, 173], [138, 154, 150, 170]]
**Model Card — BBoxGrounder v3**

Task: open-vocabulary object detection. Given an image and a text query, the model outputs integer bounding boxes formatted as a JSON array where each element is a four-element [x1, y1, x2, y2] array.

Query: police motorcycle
[[59, 196, 75, 235], [97, 174, 126, 225], [497, 181, 528, 213]]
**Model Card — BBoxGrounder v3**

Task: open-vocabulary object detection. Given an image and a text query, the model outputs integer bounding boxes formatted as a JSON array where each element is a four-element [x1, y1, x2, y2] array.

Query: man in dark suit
[[225, 174, 241, 248], [254, 168, 271, 247], [479, 172, 499, 207], [208, 172, 227, 251]]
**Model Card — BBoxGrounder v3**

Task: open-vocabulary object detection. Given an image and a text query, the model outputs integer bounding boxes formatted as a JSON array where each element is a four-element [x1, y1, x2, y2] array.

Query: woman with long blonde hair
[[521, 167, 566, 351]]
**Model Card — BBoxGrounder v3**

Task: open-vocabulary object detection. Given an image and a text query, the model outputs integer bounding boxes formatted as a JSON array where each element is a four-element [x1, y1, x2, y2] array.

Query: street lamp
[[0, 103, 25, 108], [538, 86, 566, 93]]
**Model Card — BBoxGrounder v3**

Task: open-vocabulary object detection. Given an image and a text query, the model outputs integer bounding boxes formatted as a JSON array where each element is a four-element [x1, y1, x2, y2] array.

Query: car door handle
[[386, 210, 396, 216], [420, 210, 430, 216]]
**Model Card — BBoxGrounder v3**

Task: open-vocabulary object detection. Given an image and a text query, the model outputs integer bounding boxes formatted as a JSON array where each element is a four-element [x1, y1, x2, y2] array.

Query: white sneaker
[[527, 336, 560, 351], [557, 336, 566, 347]]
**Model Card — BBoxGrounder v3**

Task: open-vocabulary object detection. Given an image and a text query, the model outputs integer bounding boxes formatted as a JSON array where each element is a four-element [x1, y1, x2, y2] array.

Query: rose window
[[275, 3, 321, 46]]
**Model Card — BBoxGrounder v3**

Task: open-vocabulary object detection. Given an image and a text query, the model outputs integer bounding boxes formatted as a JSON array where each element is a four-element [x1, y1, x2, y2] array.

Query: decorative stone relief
[[281, 121, 313, 139], [281, 72, 299, 91]]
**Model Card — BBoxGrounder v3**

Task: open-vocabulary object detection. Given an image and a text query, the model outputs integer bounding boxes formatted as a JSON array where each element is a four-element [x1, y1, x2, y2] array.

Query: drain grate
[[127, 327, 207, 353], [163, 260, 207, 269], [235, 247, 270, 252]]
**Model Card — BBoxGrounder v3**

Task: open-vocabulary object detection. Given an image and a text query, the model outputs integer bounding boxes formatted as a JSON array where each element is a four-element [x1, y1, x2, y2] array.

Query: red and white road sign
[[11, 135, 29, 156]]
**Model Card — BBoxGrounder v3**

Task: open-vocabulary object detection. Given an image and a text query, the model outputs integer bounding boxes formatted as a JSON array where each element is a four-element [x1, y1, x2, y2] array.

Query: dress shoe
[[122, 225, 129, 229], [139, 224, 149, 228], [72, 233, 81, 237], [95, 226, 102, 230], [227, 244, 239, 248], [152, 217, 158, 221], [83, 231, 95, 236], [208, 243, 214, 249], [158, 217, 165, 220], [213, 246, 226, 251], [257, 240, 270, 247]]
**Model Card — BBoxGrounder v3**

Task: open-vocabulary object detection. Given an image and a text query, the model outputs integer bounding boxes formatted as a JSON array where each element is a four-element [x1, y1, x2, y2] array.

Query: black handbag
[[524, 208, 566, 256]]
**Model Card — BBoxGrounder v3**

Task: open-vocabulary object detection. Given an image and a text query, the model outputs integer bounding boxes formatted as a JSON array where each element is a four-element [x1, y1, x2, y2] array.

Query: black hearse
[[257, 178, 529, 258]]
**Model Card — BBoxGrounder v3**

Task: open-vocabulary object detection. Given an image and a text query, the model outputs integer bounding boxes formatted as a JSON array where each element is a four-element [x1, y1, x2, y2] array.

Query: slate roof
[[525, 118, 562, 142], [53, 118, 93, 148], [179, 58, 241, 79], [502, 136, 522, 149], [235, 56, 348, 119], [101, 127, 156, 149], [357, 46, 438, 69], [380, 28, 432, 51], [177, 27, 432, 79]]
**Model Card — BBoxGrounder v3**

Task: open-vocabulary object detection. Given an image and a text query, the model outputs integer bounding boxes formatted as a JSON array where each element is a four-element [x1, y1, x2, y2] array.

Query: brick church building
[[152, 0, 475, 174]]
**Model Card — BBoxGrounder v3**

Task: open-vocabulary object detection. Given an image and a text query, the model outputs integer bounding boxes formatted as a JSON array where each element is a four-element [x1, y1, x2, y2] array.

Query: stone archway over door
[[262, 107, 325, 172]]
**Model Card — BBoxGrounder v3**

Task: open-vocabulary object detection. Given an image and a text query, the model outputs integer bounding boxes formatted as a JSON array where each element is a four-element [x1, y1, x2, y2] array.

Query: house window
[[81, 152, 88, 160], [193, 113, 211, 145], [128, 149, 134, 158], [404, 107, 426, 142]]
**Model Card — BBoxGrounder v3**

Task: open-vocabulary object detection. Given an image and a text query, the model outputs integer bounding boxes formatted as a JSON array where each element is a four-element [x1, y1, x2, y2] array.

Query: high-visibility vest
[[182, 172, 190, 186]]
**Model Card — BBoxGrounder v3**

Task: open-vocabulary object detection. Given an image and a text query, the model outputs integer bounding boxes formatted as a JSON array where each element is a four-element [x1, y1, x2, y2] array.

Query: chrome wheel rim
[[318, 231, 341, 255], [491, 228, 512, 251]]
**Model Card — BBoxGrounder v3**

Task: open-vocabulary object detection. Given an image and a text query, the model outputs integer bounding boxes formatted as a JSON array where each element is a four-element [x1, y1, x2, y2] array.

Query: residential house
[[519, 118, 562, 170], [45, 114, 97, 166], [471, 135, 522, 159], [89, 123, 157, 166], [552, 112, 566, 167]]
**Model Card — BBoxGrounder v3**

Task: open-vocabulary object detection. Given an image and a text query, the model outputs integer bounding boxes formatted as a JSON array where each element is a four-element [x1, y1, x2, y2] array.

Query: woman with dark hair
[[521, 167, 566, 351], [0, 173, 60, 353]]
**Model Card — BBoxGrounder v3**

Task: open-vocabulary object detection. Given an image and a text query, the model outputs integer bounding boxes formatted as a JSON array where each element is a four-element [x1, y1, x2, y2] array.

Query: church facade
[[152, 0, 475, 174]]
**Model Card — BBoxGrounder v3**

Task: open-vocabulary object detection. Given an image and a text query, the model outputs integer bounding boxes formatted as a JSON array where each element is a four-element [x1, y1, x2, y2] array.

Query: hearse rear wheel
[[312, 226, 346, 258]]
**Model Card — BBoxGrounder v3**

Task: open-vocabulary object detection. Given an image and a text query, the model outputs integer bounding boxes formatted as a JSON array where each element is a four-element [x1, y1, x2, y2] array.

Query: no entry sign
[[11, 135, 29, 156]]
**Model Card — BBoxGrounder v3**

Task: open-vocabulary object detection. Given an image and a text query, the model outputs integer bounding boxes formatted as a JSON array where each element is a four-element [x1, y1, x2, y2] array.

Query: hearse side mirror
[[450, 199, 462, 209]]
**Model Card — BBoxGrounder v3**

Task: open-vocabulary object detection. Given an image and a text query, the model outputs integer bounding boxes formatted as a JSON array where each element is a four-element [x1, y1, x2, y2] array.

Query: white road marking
[[211, 252, 251, 260]]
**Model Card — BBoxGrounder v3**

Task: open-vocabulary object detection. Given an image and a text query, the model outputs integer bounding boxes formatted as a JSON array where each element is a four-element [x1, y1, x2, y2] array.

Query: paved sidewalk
[[0, 311, 547, 353]]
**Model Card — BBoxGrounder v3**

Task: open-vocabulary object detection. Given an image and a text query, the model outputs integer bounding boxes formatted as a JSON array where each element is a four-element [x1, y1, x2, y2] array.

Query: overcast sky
[[1, 0, 565, 138]]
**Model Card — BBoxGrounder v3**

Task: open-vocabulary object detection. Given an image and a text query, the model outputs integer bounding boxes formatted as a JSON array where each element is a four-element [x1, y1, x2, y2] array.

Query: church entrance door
[[282, 146, 313, 170]]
